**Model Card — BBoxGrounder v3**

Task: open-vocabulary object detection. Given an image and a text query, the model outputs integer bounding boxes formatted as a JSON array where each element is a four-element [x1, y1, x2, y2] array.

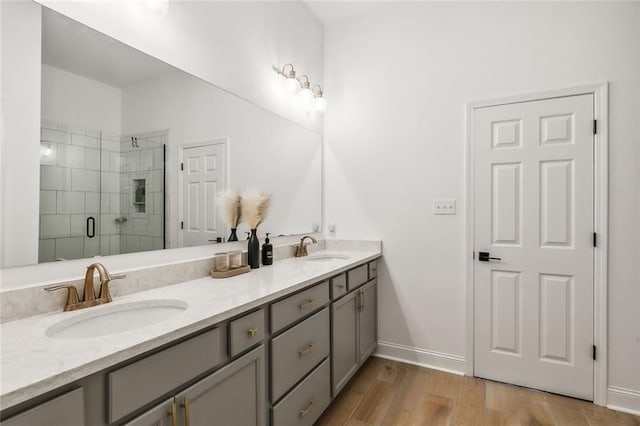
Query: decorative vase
[[248, 229, 260, 269], [228, 228, 239, 242]]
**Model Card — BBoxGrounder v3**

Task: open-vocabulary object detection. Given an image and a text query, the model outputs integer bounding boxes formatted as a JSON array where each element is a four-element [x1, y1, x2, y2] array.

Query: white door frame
[[464, 83, 609, 405], [177, 138, 229, 247]]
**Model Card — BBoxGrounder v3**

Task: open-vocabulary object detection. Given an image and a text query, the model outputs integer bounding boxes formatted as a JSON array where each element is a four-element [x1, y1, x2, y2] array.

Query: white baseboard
[[607, 386, 640, 416], [375, 341, 465, 375]]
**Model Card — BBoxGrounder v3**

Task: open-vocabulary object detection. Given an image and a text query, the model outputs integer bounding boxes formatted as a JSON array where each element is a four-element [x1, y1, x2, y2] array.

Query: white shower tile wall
[[119, 131, 165, 254], [38, 121, 122, 262], [99, 131, 124, 257]]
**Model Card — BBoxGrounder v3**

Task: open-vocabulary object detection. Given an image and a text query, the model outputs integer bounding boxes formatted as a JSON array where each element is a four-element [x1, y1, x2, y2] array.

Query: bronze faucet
[[295, 235, 317, 257], [45, 263, 126, 311]]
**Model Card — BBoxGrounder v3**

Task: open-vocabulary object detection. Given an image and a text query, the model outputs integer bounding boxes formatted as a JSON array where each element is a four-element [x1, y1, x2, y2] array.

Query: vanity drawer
[[330, 274, 347, 299], [271, 281, 329, 333], [271, 307, 330, 402], [229, 308, 265, 357], [347, 264, 368, 291], [108, 327, 223, 423], [2, 388, 84, 426], [272, 358, 331, 426], [368, 260, 378, 279]]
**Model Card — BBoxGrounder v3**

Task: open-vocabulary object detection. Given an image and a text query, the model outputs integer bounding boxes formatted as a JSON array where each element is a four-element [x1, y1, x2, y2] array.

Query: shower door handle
[[86, 216, 95, 238]]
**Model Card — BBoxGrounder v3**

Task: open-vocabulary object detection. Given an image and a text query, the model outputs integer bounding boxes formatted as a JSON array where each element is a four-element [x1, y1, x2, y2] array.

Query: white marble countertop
[[0, 247, 381, 410]]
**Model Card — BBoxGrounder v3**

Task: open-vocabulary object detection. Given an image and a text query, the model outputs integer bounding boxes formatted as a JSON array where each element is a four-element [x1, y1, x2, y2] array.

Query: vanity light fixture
[[279, 63, 326, 113], [282, 63, 300, 94], [298, 75, 315, 108], [312, 85, 327, 114]]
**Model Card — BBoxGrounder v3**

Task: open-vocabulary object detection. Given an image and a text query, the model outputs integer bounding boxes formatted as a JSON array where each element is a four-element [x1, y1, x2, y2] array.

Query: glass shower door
[[38, 124, 165, 263], [38, 121, 103, 262]]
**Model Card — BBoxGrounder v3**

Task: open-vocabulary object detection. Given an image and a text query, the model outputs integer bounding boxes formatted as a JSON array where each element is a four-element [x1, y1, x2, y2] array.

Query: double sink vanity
[[1, 3, 378, 425], [0, 239, 382, 425]]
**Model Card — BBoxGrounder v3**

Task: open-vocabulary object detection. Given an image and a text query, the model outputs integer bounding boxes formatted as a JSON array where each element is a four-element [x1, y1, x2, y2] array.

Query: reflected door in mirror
[[181, 142, 227, 246]]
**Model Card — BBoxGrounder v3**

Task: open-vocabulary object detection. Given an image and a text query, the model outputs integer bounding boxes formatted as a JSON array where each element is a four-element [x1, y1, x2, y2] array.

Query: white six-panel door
[[473, 94, 594, 400], [181, 143, 226, 246]]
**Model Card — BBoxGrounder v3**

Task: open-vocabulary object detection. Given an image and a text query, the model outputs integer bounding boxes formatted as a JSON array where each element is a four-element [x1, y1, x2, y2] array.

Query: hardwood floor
[[316, 357, 640, 426]]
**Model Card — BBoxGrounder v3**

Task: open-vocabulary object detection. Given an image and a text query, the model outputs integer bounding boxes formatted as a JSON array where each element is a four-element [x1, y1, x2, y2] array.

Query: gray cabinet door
[[358, 280, 377, 363], [331, 290, 359, 397], [174, 345, 266, 426], [2, 388, 84, 426], [124, 398, 174, 426]]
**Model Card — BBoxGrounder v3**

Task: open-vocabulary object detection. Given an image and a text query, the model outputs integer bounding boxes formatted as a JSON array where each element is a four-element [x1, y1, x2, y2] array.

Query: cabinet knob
[[247, 328, 258, 337]]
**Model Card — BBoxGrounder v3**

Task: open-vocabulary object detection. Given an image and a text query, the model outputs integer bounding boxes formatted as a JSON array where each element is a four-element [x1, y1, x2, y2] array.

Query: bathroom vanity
[[0, 245, 380, 426]]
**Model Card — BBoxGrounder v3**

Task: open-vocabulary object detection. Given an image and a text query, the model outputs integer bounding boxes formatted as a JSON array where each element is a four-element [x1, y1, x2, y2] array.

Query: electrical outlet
[[433, 199, 456, 215]]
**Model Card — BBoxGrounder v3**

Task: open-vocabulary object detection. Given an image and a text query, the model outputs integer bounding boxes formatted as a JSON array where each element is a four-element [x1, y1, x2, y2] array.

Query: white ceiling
[[42, 8, 174, 89], [303, 1, 392, 26]]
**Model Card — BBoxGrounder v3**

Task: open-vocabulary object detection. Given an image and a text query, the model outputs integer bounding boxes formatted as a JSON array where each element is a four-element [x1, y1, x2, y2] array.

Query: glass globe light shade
[[315, 96, 327, 113], [285, 77, 300, 94], [299, 87, 314, 108]]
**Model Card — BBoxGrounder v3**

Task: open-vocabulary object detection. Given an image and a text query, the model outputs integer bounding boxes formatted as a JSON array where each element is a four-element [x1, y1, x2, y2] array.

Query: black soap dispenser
[[262, 233, 273, 266]]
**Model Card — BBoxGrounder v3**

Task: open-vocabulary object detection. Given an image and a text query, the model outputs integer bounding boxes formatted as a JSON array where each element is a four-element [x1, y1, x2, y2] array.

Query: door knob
[[478, 252, 501, 262]]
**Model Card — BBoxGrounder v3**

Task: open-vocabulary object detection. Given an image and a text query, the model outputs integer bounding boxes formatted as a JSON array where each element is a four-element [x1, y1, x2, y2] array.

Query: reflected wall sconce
[[279, 64, 327, 113], [282, 64, 300, 94], [312, 85, 327, 114], [298, 75, 314, 108]]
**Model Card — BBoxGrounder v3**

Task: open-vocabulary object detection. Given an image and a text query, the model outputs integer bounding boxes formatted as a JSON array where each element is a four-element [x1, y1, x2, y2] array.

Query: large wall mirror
[[36, 7, 321, 264]]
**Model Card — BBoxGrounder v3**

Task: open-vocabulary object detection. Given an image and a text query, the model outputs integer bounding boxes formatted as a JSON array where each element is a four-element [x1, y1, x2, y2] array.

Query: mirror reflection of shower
[[38, 123, 166, 263]]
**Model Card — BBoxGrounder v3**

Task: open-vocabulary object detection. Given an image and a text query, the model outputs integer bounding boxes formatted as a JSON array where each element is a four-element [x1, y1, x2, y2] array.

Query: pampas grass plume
[[216, 190, 242, 227], [240, 189, 271, 229]]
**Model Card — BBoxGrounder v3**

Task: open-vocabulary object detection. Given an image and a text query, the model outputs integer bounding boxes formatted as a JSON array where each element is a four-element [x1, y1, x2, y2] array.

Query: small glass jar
[[228, 251, 242, 269], [214, 252, 229, 272]]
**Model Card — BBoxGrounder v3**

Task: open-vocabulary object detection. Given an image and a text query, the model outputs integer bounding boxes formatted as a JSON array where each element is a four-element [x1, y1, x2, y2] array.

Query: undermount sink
[[46, 299, 188, 340], [305, 254, 351, 262]]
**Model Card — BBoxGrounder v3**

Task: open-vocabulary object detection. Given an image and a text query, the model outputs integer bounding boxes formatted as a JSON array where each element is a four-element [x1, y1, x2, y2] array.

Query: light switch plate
[[433, 199, 456, 215]]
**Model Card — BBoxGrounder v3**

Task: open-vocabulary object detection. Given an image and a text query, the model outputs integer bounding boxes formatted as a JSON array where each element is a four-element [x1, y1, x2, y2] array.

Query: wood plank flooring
[[316, 357, 640, 426]]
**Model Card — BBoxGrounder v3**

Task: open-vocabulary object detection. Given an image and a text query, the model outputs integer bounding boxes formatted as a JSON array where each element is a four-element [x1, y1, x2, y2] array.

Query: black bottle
[[248, 229, 260, 269], [261, 233, 273, 266]]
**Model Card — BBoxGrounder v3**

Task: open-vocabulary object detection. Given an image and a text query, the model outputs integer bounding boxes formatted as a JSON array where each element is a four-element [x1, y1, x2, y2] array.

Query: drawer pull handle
[[181, 397, 191, 426], [336, 284, 345, 289], [299, 399, 317, 417], [168, 403, 178, 426], [299, 299, 315, 310], [248, 327, 258, 337], [299, 343, 315, 357]]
